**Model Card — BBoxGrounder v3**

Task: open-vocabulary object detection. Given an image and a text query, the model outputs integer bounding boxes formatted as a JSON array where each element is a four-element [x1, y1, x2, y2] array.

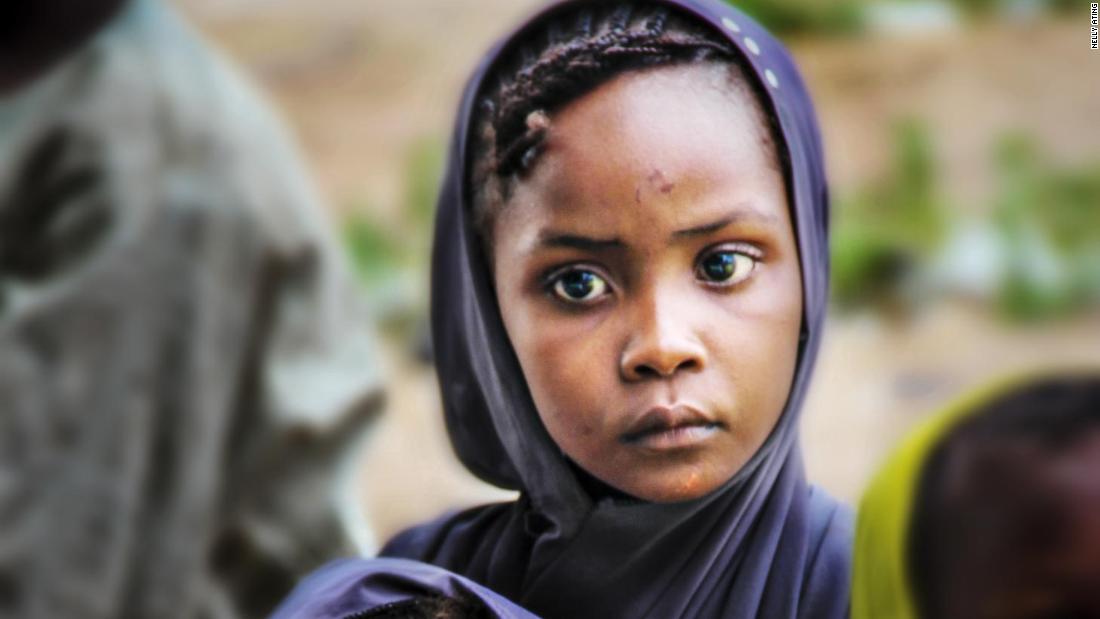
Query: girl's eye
[[551, 269, 609, 303], [697, 250, 757, 285]]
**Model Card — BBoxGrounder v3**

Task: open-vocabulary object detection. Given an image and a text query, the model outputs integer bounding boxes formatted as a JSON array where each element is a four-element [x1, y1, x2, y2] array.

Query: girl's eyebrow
[[536, 231, 625, 251], [534, 205, 778, 251], [671, 207, 777, 240]]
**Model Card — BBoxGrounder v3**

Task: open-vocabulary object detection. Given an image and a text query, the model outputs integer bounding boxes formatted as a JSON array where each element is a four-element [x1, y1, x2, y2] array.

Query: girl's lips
[[624, 422, 722, 450], [619, 404, 723, 450]]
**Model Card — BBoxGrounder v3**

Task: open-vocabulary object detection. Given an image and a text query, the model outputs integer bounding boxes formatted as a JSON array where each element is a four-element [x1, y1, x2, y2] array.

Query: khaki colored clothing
[[0, 1, 382, 617]]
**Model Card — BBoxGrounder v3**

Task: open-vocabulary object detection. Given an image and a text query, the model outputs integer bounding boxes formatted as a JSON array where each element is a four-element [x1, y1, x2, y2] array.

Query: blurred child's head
[[464, 3, 802, 502], [908, 376, 1100, 619]]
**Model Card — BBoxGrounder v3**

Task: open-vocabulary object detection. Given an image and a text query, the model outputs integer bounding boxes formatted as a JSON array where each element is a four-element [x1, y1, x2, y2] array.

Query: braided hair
[[468, 1, 787, 242]]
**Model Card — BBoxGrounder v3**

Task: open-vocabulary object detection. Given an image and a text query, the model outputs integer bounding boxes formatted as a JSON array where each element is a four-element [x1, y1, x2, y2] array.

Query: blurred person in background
[[0, 0, 383, 617], [853, 372, 1100, 619]]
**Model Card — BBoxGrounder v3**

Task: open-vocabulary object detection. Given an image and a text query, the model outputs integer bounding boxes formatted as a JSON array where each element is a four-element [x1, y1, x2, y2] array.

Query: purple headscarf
[[380, 0, 852, 617], [269, 558, 539, 619]]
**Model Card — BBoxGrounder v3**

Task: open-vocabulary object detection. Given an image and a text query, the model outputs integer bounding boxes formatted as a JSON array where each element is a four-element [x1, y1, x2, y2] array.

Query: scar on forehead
[[647, 168, 675, 194]]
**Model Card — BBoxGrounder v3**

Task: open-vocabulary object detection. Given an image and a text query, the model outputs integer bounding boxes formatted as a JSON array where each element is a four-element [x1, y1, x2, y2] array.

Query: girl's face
[[490, 63, 803, 502]]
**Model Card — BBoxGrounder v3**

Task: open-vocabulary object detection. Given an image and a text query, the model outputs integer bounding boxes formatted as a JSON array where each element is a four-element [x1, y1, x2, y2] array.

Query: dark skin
[[490, 63, 803, 503], [0, 0, 127, 94], [926, 432, 1100, 619]]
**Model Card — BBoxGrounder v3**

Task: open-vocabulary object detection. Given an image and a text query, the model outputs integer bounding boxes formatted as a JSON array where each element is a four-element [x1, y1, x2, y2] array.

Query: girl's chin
[[593, 458, 741, 504]]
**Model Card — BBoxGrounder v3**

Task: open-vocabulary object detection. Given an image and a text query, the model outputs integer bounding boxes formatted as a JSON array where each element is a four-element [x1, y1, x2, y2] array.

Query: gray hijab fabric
[[0, 1, 382, 616], [383, 0, 851, 616]]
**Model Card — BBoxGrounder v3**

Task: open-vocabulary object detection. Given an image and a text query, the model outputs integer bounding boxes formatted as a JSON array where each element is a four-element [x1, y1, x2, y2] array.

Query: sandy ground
[[178, 1, 1100, 543], [801, 302, 1100, 506]]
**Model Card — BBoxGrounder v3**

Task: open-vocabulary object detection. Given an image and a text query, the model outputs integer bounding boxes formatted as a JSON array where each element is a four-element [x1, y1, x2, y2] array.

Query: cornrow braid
[[468, 1, 785, 243]]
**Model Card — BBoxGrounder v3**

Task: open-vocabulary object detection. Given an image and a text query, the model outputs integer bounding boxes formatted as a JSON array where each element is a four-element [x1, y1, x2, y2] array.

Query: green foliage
[[1035, 167, 1100, 254], [831, 119, 947, 311], [992, 134, 1100, 321], [940, 0, 1080, 19], [343, 208, 409, 287], [832, 122, 1100, 321], [831, 226, 915, 312], [1046, 0, 1083, 14], [726, 0, 865, 36], [949, 0, 1000, 17], [343, 136, 445, 289], [404, 136, 445, 230], [730, 0, 1078, 36], [342, 137, 446, 337]]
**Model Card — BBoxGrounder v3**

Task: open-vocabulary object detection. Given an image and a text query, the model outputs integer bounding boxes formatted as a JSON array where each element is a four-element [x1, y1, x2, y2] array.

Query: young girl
[[380, 0, 850, 616], [282, 0, 850, 616]]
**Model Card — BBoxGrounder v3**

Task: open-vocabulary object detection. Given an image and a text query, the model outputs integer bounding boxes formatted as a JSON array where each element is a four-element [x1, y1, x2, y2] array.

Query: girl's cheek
[[527, 298, 617, 350], [527, 317, 611, 386], [528, 360, 605, 449], [522, 312, 619, 434], [710, 262, 802, 324]]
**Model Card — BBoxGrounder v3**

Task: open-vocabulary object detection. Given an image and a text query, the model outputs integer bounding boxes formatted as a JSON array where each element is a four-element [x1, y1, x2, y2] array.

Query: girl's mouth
[[619, 405, 724, 450]]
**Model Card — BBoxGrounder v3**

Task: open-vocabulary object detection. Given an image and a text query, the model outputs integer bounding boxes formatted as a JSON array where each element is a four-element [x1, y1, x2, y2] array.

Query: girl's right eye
[[550, 269, 609, 304]]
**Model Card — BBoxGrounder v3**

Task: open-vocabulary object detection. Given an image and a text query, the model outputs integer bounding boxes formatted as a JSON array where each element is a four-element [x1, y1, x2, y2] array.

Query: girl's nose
[[619, 295, 707, 382]]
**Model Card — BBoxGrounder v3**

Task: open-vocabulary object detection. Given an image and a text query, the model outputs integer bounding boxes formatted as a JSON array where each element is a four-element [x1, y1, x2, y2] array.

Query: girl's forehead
[[508, 64, 783, 218], [550, 63, 765, 151]]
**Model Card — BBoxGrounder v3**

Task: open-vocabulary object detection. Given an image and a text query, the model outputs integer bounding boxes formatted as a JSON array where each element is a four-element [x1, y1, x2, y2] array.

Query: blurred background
[[174, 0, 1100, 545]]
